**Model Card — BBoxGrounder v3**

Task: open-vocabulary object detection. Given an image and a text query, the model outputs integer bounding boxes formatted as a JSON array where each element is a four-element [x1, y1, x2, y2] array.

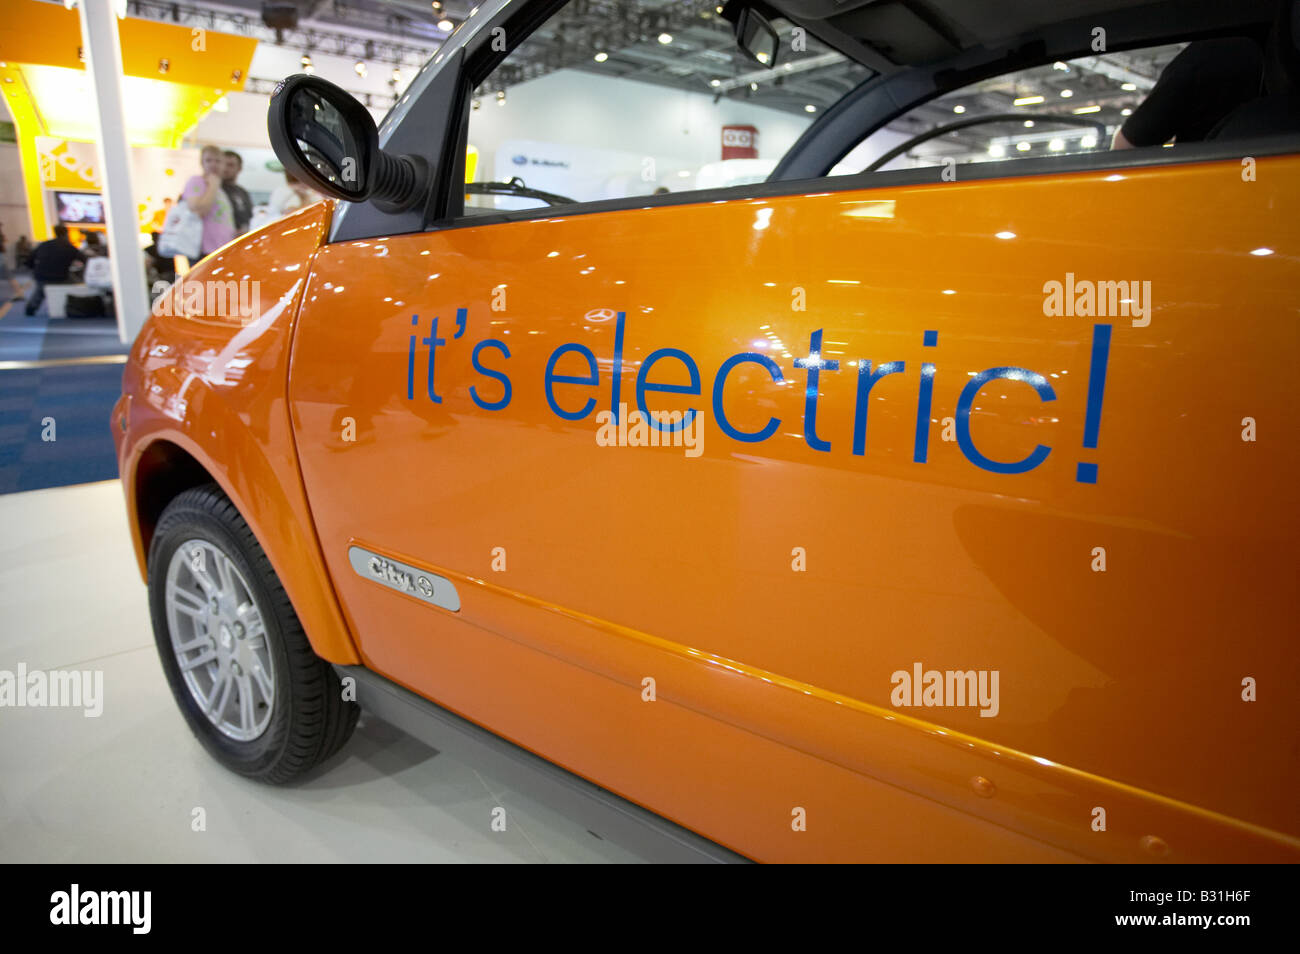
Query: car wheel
[[147, 483, 358, 783]]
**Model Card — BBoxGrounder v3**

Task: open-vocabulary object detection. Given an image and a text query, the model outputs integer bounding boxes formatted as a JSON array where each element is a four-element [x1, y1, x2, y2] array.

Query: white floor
[[0, 481, 646, 862]]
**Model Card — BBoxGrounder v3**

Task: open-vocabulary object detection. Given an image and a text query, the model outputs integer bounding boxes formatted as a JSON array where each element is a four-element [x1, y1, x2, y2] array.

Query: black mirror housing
[[733, 7, 780, 69], [268, 74, 427, 212]]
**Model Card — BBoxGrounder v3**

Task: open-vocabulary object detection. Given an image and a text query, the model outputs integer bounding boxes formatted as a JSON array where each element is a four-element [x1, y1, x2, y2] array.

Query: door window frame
[[333, 0, 1297, 243]]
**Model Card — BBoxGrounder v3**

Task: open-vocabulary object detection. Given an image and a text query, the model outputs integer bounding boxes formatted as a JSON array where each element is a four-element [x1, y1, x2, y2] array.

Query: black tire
[[147, 483, 358, 783]]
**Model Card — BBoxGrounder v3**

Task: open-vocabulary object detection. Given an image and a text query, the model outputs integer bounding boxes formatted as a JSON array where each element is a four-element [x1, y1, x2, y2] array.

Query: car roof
[[764, 0, 1279, 70]]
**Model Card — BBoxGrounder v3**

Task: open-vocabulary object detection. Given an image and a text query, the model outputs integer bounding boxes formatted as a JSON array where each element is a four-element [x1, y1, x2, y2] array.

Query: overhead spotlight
[[496, 89, 506, 105], [300, 53, 312, 69], [710, 78, 721, 87], [1121, 82, 1137, 91], [1016, 141, 1031, 152], [355, 60, 367, 77], [1048, 138, 1064, 151], [1023, 120, 1034, 127], [438, 18, 454, 31], [1120, 107, 1133, 116], [431, 1, 442, 9], [594, 51, 608, 62], [952, 104, 966, 114], [1052, 60, 1069, 71], [988, 143, 1006, 157], [1060, 88, 1074, 98], [804, 104, 816, 113], [750, 82, 757, 91], [658, 32, 673, 44], [1080, 134, 1098, 148]]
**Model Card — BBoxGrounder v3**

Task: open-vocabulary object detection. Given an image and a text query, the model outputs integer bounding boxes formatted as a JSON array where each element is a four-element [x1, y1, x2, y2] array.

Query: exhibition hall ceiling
[[126, 0, 1185, 158]]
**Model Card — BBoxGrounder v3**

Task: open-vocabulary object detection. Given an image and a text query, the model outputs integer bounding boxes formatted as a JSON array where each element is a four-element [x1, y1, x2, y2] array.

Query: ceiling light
[[750, 82, 758, 91], [1016, 141, 1031, 151], [1073, 104, 1101, 114], [658, 32, 673, 44], [1121, 107, 1133, 116], [594, 51, 608, 62], [496, 90, 506, 105], [438, 18, 454, 31], [355, 60, 367, 77], [1059, 89, 1073, 98], [1080, 134, 1098, 148], [1052, 61, 1069, 71], [953, 104, 966, 114], [988, 143, 1005, 157], [1121, 82, 1137, 91], [301, 54, 312, 69], [995, 231, 1017, 240], [1250, 247, 1274, 256], [1023, 120, 1034, 127], [1013, 95, 1044, 106], [1048, 138, 1064, 151], [804, 104, 816, 113], [710, 78, 720, 87]]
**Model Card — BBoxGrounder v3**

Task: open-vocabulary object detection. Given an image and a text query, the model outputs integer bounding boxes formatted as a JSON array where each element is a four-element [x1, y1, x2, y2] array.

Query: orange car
[[114, 0, 1299, 862]]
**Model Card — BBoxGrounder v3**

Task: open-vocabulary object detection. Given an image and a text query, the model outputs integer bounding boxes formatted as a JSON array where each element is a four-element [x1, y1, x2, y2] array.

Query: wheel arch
[[122, 427, 362, 667]]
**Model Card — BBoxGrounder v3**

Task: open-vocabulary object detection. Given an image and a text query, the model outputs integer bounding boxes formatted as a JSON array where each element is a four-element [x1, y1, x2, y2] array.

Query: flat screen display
[[55, 191, 105, 225]]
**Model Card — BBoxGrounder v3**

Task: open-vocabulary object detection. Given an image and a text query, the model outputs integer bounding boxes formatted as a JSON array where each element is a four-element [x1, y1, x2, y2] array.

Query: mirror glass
[[286, 87, 368, 197], [737, 9, 779, 68]]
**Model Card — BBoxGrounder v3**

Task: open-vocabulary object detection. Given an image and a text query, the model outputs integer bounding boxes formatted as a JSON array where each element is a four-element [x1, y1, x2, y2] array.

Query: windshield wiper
[[464, 177, 575, 207]]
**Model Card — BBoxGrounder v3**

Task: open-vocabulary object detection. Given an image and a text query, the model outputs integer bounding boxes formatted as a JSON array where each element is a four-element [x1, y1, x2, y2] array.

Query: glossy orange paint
[[119, 155, 1300, 862], [114, 202, 360, 667]]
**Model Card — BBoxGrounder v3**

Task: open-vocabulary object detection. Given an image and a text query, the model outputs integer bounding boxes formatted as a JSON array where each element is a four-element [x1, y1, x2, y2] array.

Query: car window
[[460, 2, 872, 215], [829, 42, 1190, 176]]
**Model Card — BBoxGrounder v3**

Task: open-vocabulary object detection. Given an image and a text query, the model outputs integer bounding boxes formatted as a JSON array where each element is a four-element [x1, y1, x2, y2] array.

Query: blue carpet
[[0, 293, 130, 494], [0, 363, 124, 494]]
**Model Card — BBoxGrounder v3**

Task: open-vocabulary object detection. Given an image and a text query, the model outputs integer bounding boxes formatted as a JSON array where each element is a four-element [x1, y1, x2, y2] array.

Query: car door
[[285, 1, 1300, 862]]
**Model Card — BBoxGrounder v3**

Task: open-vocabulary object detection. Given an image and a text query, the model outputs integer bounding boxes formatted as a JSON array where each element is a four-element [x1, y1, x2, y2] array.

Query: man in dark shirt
[[25, 225, 86, 316], [1113, 38, 1265, 148], [222, 150, 253, 235]]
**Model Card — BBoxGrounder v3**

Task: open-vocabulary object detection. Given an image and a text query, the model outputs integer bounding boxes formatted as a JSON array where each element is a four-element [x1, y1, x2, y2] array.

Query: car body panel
[[282, 155, 1300, 862], [113, 202, 361, 666]]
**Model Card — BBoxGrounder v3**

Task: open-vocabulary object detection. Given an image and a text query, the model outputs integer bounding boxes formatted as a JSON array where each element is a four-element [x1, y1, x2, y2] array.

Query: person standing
[[222, 150, 253, 236], [181, 145, 235, 259], [24, 225, 86, 315], [0, 224, 23, 302], [267, 172, 319, 219]]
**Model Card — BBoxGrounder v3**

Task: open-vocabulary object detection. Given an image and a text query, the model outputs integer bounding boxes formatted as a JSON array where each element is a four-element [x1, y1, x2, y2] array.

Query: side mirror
[[734, 8, 779, 68], [267, 74, 428, 212]]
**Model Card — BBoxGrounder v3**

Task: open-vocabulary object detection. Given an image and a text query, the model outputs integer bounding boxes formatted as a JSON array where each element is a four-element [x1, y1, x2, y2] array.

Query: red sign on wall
[[721, 125, 759, 160]]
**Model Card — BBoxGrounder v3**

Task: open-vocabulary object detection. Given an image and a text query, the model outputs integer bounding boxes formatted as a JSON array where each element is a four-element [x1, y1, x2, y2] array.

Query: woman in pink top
[[181, 145, 235, 258]]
